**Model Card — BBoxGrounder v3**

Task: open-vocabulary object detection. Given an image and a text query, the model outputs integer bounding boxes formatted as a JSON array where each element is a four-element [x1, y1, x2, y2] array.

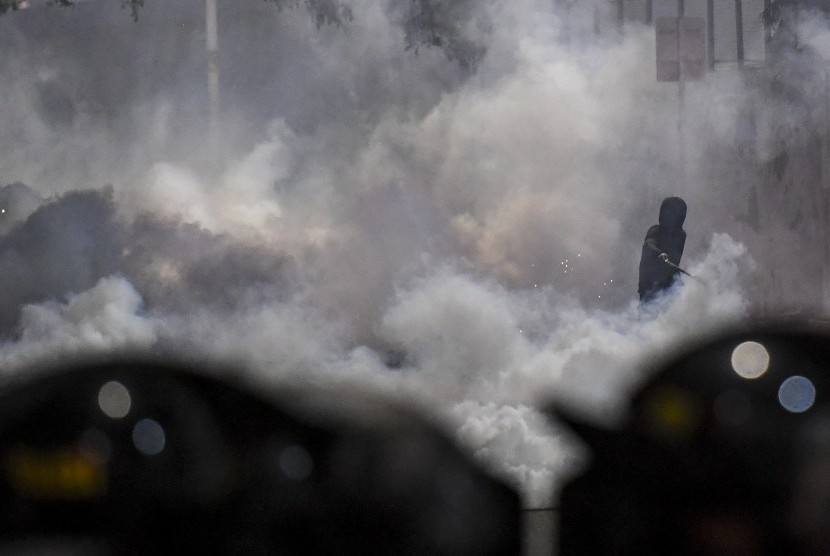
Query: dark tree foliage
[[0, 0, 486, 72], [758, 0, 829, 135], [121, 0, 144, 21], [0, 0, 352, 25], [0, 0, 146, 20], [762, 0, 830, 32], [267, 0, 353, 28], [0, 0, 24, 14], [400, 0, 486, 72]]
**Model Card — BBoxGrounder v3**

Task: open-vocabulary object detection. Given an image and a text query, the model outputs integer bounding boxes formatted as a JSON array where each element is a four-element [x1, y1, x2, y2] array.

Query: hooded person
[[638, 197, 687, 303]]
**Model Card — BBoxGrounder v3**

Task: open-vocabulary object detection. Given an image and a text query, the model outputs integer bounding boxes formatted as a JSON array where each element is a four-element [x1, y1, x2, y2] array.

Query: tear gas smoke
[[0, 0, 806, 505]]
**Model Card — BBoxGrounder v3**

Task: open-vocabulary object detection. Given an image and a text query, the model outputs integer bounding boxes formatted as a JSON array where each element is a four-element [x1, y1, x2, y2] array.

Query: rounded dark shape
[[0, 355, 520, 555], [553, 322, 830, 556], [658, 196, 687, 232]]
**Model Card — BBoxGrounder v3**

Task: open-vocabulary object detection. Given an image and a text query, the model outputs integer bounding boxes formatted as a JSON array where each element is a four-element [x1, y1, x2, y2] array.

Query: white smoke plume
[[1, 275, 157, 370], [0, 0, 798, 506]]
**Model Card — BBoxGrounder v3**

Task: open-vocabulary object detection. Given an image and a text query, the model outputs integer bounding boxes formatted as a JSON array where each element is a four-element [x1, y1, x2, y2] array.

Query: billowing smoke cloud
[[0, 188, 122, 331], [0, 0, 801, 505]]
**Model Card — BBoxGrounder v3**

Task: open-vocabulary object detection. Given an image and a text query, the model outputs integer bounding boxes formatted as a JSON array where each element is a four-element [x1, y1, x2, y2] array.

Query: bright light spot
[[713, 390, 751, 426], [730, 341, 770, 379], [778, 376, 816, 413], [132, 419, 166, 456], [280, 445, 313, 481], [98, 381, 131, 419]]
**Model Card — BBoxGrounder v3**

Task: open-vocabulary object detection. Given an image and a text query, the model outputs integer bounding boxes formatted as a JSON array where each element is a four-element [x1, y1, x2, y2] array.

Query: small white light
[[98, 381, 131, 419], [730, 341, 770, 379]]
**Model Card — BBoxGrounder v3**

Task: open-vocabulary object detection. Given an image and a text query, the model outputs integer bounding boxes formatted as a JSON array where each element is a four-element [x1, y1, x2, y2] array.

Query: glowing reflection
[[713, 390, 751, 427], [730, 341, 770, 379], [132, 419, 166, 456], [778, 376, 816, 413], [280, 445, 313, 481], [97, 381, 131, 419]]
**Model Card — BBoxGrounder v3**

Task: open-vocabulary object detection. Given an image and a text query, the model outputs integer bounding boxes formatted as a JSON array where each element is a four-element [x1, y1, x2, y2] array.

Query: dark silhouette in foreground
[[554, 322, 830, 555], [0, 356, 521, 555]]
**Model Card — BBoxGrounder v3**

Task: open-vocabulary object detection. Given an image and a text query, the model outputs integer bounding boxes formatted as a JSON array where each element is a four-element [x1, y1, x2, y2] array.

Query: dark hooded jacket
[[638, 197, 687, 302]]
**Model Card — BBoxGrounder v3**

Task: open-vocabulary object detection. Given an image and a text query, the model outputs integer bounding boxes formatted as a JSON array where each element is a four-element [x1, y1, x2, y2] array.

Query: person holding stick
[[638, 197, 687, 303]]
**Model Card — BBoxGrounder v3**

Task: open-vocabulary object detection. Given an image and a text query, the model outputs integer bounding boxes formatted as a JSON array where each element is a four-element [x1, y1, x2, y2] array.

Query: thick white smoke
[[0, 0, 782, 506], [1, 276, 157, 370]]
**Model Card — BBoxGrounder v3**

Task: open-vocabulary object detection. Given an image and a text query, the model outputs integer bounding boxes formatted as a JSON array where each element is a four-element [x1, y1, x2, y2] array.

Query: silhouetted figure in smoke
[[638, 197, 687, 303]]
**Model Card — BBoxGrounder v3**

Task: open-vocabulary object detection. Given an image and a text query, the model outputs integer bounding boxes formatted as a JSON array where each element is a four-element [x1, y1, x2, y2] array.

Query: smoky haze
[[0, 0, 813, 505]]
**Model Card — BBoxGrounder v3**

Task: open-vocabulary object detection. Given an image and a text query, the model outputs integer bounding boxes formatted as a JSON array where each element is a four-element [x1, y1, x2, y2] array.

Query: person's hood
[[659, 197, 686, 231]]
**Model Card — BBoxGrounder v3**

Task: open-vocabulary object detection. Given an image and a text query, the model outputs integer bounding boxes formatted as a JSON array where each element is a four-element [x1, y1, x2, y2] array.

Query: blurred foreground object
[[554, 323, 830, 555], [0, 357, 520, 555]]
